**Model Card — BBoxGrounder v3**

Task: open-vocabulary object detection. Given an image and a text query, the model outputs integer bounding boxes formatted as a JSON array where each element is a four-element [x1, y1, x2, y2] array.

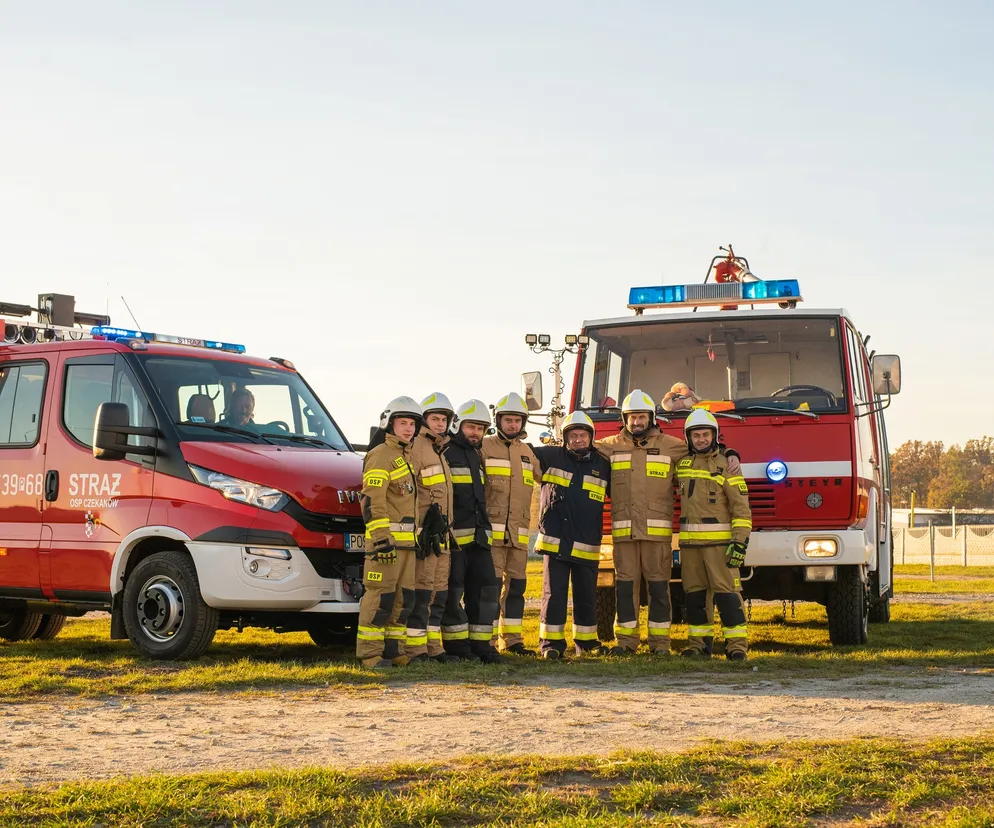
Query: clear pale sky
[[2, 2, 992, 449]]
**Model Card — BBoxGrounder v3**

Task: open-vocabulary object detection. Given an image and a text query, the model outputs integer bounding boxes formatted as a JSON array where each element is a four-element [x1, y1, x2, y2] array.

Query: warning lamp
[[538, 334, 551, 346], [525, 333, 538, 346], [18, 326, 38, 345], [577, 334, 589, 346], [564, 334, 577, 346]]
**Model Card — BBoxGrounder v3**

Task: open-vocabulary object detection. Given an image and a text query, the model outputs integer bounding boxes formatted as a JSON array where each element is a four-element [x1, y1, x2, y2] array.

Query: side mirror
[[871, 354, 902, 396], [521, 371, 543, 411], [538, 430, 556, 445], [93, 402, 158, 460]]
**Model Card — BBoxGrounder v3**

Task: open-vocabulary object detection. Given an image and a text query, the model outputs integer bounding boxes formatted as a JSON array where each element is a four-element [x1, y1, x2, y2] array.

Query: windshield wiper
[[741, 404, 819, 420], [180, 422, 277, 443], [260, 433, 340, 449]]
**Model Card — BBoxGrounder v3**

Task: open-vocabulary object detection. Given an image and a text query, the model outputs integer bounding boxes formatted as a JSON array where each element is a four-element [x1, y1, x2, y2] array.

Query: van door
[[43, 352, 155, 601], [0, 357, 52, 598]]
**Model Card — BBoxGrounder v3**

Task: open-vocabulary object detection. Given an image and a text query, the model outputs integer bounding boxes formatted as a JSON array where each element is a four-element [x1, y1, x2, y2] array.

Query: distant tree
[[926, 437, 994, 509], [889, 440, 943, 508]]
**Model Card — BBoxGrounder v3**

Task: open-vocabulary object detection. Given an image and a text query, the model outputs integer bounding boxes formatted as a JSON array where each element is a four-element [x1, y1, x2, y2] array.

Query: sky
[[2, 1, 992, 449]]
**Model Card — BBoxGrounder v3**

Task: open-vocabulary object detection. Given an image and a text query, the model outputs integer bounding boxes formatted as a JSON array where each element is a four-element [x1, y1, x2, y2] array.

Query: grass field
[[4, 739, 993, 826], [2, 598, 992, 700]]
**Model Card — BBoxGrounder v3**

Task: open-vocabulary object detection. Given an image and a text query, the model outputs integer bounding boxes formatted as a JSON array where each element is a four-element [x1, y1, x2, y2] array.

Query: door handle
[[44, 470, 59, 502]]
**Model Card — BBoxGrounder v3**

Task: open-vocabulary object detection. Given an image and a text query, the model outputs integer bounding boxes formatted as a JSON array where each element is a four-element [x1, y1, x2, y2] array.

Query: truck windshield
[[576, 315, 847, 416], [138, 355, 350, 450]]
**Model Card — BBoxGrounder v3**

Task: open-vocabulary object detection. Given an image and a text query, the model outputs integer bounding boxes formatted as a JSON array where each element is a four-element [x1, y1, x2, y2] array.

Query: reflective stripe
[[535, 534, 560, 553], [485, 459, 512, 476], [491, 523, 507, 540], [357, 626, 384, 641], [731, 518, 753, 529], [390, 521, 416, 543], [455, 534, 475, 546], [611, 453, 632, 471], [678, 468, 726, 485], [543, 467, 574, 487], [522, 469, 535, 486], [453, 527, 476, 546], [389, 465, 413, 480], [365, 518, 390, 532], [688, 625, 714, 636], [723, 626, 748, 639], [420, 464, 446, 487], [450, 466, 473, 484], [726, 475, 747, 486], [517, 531, 529, 545], [682, 522, 731, 533], [427, 629, 442, 642], [646, 519, 673, 538], [612, 519, 632, 539], [648, 622, 671, 636], [406, 634, 428, 646], [582, 475, 606, 491], [540, 623, 566, 640], [571, 541, 600, 561], [573, 623, 598, 641], [646, 458, 671, 478], [363, 469, 389, 484], [443, 623, 469, 640], [680, 530, 732, 542], [385, 626, 407, 639], [615, 620, 637, 630], [469, 624, 493, 641], [499, 620, 523, 634]]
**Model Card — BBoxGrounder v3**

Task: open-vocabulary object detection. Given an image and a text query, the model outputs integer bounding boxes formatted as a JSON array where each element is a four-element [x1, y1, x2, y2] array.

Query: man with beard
[[440, 399, 503, 663]]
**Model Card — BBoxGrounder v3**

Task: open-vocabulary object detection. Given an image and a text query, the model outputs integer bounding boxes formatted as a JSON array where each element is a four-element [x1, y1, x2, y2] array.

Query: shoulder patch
[[678, 458, 692, 467], [393, 457, 406, 468], [647, 448, 660, 455], [521, 456, 532, 465]]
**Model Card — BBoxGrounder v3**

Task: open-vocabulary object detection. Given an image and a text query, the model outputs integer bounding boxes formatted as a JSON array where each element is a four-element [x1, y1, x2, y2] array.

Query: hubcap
[[136, 575, 185, 642]]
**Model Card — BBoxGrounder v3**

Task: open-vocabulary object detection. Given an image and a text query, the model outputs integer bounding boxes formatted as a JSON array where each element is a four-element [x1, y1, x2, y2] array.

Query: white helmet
[[621, 389, 656, 428], [494, 392, 529, 418], [684, 408, 718, 451], [378, 396, 423, 431], [420, 391, 456, 425], [562, 410, 594, 439], [452, 398, 491, 430]]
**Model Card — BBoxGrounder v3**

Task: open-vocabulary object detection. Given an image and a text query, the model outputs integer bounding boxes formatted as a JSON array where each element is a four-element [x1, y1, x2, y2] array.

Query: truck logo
[[337, 489, 359, 504]]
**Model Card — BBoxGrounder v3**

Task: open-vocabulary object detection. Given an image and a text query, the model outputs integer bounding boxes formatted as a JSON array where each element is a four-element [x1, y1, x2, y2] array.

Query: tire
[[123, 550, 219, 660], [868, 597, 891, 624], [595, 585, 616, 643], [0, 608, 44, 641], [826, 566, 869, 645], [309, 623, 358, 648], [33, 614, 68, 640]]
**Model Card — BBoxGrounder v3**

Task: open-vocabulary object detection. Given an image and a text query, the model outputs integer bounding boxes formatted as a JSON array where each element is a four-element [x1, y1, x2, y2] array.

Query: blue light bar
[[627, 279, 803, 310], [90, 326, 246, 354], [741, 279, 800, 300]]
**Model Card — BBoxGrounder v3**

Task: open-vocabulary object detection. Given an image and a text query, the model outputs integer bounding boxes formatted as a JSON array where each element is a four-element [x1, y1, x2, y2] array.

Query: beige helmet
[[378, 396, 423, 431], [621, 388, 656, 428], [684, 407, 719, 451], [494, 391, 529, 437], [562, 410, 594, 440]]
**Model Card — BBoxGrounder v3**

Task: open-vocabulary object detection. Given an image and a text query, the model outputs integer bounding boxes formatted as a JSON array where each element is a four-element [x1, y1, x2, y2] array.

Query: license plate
[[346, 533, 365, 551]]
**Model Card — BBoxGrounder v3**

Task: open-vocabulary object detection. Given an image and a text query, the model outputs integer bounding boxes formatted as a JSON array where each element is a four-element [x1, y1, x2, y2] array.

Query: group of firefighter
[[356, 388, 753, 668]]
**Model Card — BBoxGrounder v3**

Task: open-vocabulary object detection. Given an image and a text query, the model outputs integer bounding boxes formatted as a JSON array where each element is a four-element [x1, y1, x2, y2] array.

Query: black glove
[[370, 539, 397, 565], [419, 503, 448, 559], [726, 540, 748, 568]]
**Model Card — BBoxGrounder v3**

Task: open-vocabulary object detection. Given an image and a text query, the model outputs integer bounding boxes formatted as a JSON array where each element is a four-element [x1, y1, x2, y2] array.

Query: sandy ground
[[2, 670, 993, 787]]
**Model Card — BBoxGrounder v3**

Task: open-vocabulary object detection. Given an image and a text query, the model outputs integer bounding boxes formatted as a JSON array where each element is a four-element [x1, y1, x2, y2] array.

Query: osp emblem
[[337, 489, 360, 504]]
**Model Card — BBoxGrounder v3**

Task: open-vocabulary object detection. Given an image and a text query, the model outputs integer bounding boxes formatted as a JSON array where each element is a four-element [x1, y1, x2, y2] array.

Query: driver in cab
[[222, 388, 258, 430]]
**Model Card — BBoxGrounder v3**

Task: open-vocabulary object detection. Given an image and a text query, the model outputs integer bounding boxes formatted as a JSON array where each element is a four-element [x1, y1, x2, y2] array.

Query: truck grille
[[283, 499, 365, 535], [299, 548, 366, 580]]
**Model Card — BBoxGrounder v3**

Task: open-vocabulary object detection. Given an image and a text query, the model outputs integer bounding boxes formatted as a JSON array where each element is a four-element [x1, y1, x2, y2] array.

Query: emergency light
[[628, 279, 802, 311], [766, 460, 788, 483], [90, 325, 246, 354]]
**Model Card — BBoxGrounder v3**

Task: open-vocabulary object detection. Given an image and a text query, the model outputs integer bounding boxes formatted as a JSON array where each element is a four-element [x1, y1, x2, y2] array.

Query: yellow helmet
[[621, 389, 656, 428], [684, 407, 718, 435], [562, 410, 594, 439], [452, 398, 491, 429]]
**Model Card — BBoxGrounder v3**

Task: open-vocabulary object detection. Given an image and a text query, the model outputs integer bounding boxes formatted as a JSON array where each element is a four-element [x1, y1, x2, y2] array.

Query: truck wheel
[[868, 596, 891, 624], [123, 550, 219, 660], [32, 615, 68, 640], [826, 566, 869, 645], [596, 585, 616, 643], [309, 622, 358, 648], [0, 609, 44, 641]]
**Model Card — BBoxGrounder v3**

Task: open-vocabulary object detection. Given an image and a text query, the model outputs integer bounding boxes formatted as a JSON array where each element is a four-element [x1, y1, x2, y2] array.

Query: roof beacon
[[90, 325, 246, 354], [627, 279, 802, 314]]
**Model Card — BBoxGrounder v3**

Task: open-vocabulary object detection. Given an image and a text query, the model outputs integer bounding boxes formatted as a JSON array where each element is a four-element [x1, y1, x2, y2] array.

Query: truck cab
[[1, 301, 364, 659]]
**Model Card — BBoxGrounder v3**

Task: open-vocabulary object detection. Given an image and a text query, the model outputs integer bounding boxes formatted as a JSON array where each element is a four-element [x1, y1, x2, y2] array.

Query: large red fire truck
[[0, 294, 364, 659], [548, 250, 902, 645]]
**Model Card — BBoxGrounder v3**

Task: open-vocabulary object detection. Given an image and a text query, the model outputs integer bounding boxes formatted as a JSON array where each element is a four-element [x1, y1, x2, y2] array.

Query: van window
[[62, 357, 154, 447], [0, 362, 47, 447]]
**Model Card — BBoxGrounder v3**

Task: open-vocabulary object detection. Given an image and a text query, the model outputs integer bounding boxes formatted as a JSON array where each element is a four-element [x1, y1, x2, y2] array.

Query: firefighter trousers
[[442, 543, 500, 656], [682, 544, 748, 657], [490, 542, 528, 650], [406, 550, 451, 658], [613, 539, 672, 653], [356, 547, 416, 666], [539, 554, 599, 656]]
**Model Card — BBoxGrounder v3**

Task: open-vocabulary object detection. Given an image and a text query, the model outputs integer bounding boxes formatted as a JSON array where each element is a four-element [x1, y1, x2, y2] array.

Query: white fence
[[895, 525, 994, 567]]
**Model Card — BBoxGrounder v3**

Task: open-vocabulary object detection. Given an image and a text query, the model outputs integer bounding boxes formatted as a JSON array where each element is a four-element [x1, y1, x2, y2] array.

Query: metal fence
[[895, 525, 994, 567]]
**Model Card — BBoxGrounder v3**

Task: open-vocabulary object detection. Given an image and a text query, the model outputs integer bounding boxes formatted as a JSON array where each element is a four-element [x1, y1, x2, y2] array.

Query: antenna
[[121, 296, 143, 331]]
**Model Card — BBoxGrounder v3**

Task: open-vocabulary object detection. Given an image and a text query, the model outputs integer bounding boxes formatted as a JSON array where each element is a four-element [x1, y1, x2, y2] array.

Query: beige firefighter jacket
[[676, 449, 752, 546], [595, 426, 690, 542], [411, 426, 455, 545], [361, 433, 418, 549], [481, 431, 540, 550]]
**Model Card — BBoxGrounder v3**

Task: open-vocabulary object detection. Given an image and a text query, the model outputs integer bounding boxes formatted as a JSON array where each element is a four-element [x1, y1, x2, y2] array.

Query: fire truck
[[0, 294, 365, 659], [527, 249, 902, 645]]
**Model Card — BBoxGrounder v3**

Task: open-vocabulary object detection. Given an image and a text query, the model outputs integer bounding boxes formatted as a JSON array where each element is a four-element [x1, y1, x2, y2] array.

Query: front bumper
[[188, 541, 362, 612]]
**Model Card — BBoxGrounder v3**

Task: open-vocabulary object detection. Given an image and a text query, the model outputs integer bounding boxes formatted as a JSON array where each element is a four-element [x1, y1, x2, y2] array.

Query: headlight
[[188, 465, 288, 511], [803, 539, 838, 558]]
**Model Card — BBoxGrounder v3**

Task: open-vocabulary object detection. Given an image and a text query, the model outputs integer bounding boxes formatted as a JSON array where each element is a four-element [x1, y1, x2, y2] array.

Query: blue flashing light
[[90, 326, 245, 354], [766, 460, 788, 483], [628, 285, 686, 306], [742, 279, 800, 300]]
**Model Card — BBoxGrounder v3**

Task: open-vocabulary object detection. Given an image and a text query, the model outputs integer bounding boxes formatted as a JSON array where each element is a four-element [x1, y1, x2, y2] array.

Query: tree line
[[889, 437, 994, 508]]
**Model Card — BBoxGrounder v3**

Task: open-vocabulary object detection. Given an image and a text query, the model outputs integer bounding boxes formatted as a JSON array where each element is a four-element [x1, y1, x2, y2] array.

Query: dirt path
[[3, 671, 993, 787]]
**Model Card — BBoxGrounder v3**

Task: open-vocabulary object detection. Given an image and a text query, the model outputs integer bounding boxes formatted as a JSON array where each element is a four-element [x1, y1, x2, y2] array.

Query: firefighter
[[533, 411, 612, 659], [356, 396, 422, 668], [676, 408, 752, 660], [595, 389, 742, 655], [482, 391, 542, 655], [406, 392, 460, 663], [441, 399, 503, 663]]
